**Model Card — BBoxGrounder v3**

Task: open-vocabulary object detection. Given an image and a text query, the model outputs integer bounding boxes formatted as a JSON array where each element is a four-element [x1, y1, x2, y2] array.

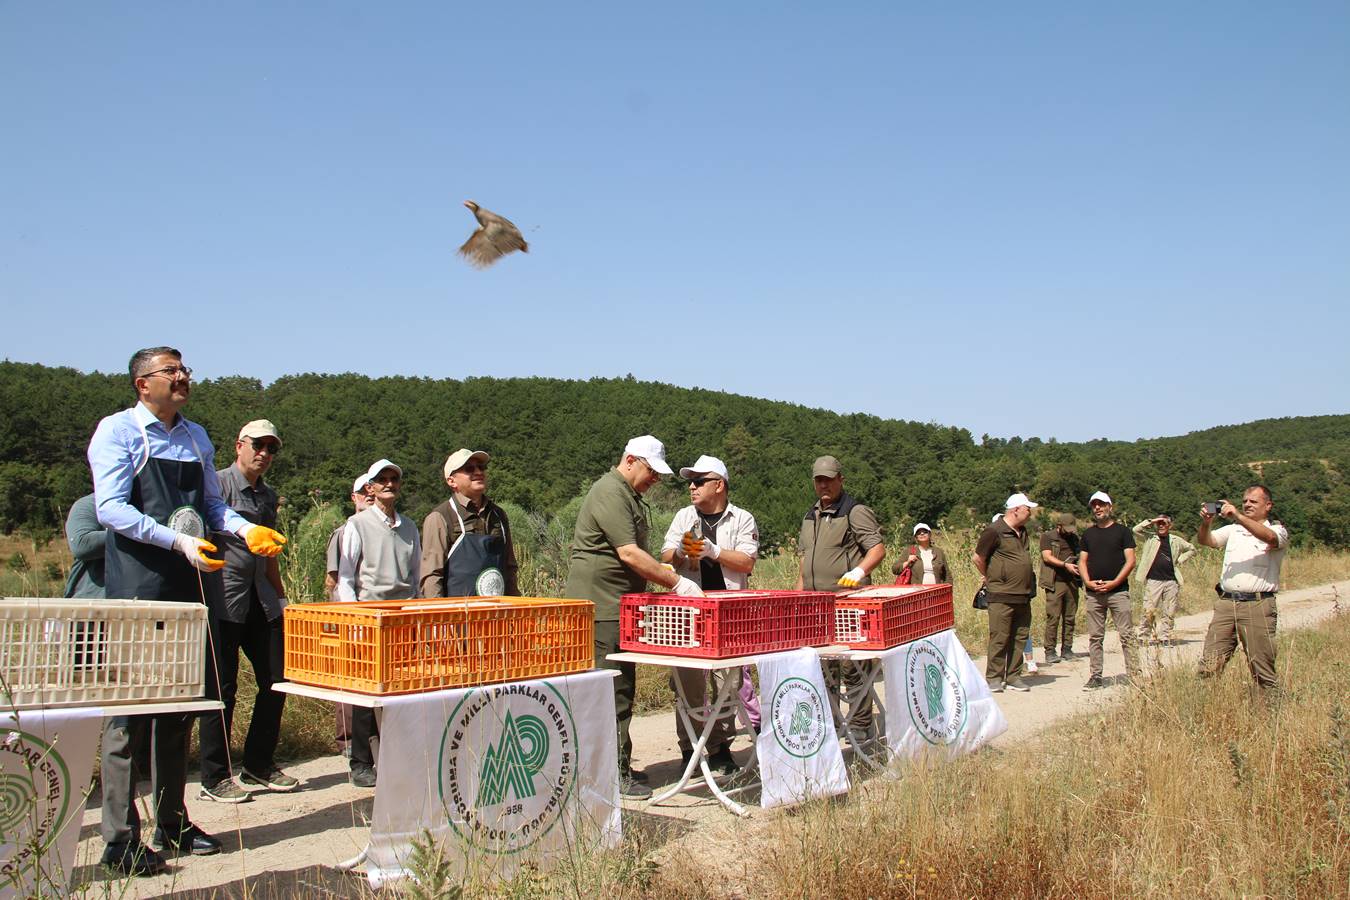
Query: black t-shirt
[[1147, 536, 1176, 581], [1079, 522, 1135, 586], [697, 511, 728, 591]]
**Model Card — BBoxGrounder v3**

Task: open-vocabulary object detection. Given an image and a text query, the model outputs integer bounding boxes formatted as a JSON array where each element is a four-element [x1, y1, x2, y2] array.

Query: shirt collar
[[132, 401, 187, 433], [607, 467, 642, 501], [453, 492, 487, 514]]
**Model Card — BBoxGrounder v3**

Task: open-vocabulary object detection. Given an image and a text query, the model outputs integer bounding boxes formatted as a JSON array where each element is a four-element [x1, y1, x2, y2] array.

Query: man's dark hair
[[128, 347, 181, 387], [1248, 484, 1273, 504]]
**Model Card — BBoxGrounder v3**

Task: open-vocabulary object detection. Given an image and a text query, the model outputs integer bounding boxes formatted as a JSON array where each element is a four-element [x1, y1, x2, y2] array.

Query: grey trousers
[[100, 713, 191, 845], [1085, 590, 1141, 678]]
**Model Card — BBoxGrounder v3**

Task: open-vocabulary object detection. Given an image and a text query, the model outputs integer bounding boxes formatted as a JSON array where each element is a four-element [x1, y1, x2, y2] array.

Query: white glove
[[174, 533, 225, 573], [837, 566, 866, 588], [673, 576, 705, 597]]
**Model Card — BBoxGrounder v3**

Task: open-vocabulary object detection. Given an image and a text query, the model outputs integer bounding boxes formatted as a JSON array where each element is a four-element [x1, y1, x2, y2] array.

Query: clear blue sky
[[4, 3, 1346, 442]]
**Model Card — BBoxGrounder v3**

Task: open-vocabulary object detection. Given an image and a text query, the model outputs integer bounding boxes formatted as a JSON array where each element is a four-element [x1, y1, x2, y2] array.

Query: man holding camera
[[1195, 486, 1288, 692], [1038, 512, 1081, 664], [1132, 514, 1196, 646]]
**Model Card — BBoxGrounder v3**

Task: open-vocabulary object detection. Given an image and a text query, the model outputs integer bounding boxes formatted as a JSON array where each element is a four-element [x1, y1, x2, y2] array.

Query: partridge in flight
[[458, 200, 528, 269]]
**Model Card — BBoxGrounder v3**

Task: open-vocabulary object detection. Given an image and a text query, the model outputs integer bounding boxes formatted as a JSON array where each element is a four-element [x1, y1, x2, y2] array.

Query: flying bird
[[458, 200, 528, 269]]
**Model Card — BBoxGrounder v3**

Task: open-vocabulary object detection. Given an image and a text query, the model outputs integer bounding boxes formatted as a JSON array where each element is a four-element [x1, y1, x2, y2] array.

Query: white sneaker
[[1025, 657, 1039, 674]]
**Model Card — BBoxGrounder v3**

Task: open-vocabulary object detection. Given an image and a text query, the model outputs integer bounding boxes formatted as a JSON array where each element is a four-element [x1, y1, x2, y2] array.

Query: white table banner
[[0, 707, 102, 899], [366, 669, 621, 887], [755, 648, 849, 809], [881, 628, 1007, 759]]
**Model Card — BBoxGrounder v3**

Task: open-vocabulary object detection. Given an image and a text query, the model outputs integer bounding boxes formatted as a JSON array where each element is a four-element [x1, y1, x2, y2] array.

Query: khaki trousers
[[1138, 578, 1181, 643], [1085, 590, 1140, 678], [985, 598, 1032, 684], [1200, 596, 1278, 690], [1044, 582, 1078, 653], [669, 667, 738, 754]]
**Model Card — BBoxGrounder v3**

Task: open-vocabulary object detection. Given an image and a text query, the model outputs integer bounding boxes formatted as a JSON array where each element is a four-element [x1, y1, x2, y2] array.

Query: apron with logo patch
[[443, 502, 506, 596]]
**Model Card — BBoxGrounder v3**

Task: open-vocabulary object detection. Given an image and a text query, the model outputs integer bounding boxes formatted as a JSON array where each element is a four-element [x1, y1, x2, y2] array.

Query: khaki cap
[[238, 419, 281, 447], [444, 448, 490, 478], [812, 455, 842, 478], [1056, 512, 1077, 528]]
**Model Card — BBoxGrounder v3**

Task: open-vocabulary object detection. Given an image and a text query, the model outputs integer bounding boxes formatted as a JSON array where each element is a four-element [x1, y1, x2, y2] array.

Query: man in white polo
[[661, 455, 760, 774]]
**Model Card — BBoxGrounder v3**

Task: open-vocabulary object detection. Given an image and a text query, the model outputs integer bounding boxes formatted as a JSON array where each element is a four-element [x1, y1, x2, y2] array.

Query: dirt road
[[71, 579, 1347, 897]]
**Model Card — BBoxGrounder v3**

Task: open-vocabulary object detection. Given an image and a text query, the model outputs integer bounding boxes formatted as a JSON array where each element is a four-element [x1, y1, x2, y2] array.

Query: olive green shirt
[[975, 518, 1037, 602], [798, 494, 883, 592], [564, 468, 650, 621]]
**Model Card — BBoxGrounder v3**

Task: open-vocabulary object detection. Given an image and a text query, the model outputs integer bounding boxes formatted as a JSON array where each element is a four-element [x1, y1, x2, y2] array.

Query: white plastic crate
[[0, 598, 207, 709]]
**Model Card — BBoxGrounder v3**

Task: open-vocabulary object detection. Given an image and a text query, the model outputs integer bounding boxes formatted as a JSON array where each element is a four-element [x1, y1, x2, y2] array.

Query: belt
[[1218, 590, 1276, 602]]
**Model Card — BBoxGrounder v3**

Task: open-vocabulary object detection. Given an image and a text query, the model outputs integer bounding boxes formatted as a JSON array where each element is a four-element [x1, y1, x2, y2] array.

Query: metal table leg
[[825, 658, 891, 773], [652, 666, 755, 816]]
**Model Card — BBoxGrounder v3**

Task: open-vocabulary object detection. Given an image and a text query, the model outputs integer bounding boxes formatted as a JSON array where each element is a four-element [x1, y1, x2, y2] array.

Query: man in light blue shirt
[[88, 346, 286, 876]]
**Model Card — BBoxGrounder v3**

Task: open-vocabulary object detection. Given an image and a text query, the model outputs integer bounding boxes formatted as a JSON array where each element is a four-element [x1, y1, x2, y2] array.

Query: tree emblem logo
[[438, 683, 577, 854], [770, 677, 826, 758], [474, 713, 549, 807], [0, 730, 74, 877], [904, 641, 967, 746]]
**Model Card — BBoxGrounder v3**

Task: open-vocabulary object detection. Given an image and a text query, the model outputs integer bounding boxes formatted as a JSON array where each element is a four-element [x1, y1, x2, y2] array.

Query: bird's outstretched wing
[[459, 201, 529, 269]]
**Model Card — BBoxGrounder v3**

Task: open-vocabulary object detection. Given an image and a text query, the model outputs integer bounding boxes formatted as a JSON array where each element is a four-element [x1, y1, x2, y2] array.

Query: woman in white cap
[[891, 523, 949, 584]]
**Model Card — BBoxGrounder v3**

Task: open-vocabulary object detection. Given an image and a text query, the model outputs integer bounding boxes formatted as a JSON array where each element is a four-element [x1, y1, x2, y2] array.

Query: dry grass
[[641, 612, 1350, 899]]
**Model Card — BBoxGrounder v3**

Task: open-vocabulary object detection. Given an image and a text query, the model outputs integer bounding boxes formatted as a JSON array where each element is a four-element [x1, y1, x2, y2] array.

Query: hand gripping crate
[[834, 584, 955, 649], [0, 598, 208, 709], [619, 590, 836, 659], [283, 596, 594, 695]]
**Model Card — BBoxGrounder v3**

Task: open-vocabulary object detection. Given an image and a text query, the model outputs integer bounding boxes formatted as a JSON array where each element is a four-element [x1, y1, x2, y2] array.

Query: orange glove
[[243, 525, 287, 557], [174, 534, 225, 573]]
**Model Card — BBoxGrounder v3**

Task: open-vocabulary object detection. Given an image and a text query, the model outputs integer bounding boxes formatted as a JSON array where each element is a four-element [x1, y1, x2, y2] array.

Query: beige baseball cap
[[237, 419, 281, 447], [444, 448, 490, 478]]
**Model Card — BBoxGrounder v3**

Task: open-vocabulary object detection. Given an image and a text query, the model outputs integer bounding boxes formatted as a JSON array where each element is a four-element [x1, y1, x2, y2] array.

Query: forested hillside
[[3, 361, 1348, 548]]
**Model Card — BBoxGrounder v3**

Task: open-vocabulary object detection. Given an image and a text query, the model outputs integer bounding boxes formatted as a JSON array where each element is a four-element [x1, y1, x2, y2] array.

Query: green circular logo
[[903, 640, 967, 746], [437, 683, 577, 854], [0, 730, 74, 878], [769, 677, 827, 758]]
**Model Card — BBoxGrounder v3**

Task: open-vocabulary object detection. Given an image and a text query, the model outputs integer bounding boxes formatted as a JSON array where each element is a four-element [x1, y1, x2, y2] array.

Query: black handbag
[[972, 586, 989, 610]]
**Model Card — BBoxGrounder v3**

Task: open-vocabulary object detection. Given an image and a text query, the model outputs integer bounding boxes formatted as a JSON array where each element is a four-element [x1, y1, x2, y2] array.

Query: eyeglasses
[[458, 463, 487, 474], [141, 365, 193, 380], [249, 439, 280, 455], [689, 477, 720, 488]]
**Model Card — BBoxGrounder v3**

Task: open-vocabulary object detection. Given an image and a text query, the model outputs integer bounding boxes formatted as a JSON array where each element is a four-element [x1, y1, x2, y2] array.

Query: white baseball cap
[[679, 454, 729, 484], [1089, 490, 1113, 506], [352, 475, 371, 494], [913, 522, 932, 534], [364, 458, 402, 484], [1005, 492, 1039, 510], [622, 435, 672, 475]]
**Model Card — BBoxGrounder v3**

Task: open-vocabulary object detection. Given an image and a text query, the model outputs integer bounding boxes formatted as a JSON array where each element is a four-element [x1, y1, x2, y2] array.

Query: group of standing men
[[973, 486, 1289, 696], [64, 345, 1293, 877]]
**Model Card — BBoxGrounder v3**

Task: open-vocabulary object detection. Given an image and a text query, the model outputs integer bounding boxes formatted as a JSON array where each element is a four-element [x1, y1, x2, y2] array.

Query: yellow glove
[[836, 566, 865, 588], [243, 525, 287, 557], [174, 533, 226, 573]]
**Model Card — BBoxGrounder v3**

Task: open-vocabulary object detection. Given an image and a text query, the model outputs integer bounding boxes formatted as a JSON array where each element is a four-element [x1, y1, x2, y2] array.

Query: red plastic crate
[[619, 590, 836, 658], [834, 584, 954, 649]]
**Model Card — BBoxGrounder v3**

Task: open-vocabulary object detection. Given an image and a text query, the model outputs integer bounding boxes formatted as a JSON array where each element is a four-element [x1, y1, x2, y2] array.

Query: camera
[[1203, 501, 1224, 517]]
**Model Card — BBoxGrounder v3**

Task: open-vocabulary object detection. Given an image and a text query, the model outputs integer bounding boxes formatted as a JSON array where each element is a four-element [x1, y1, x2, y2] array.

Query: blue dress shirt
[[87, 402, 248, 549]]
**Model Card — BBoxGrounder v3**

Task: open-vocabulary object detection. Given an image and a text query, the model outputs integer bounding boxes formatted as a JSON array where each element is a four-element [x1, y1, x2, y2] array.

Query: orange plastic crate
[[834, 584, 954, 649], [283, 596, 594, 695]]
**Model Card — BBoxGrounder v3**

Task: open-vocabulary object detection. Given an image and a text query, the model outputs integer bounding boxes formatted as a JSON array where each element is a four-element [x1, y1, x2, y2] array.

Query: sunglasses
[[248, 439, 280, 454], [459, 463, 487, 474], [689, 477, 720, 488]]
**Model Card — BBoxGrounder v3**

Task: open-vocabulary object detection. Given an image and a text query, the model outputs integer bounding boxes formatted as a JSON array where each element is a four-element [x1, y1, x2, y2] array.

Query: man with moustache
[[88, 347, 286, 874], [973, 493, 1039, 692], [420, 448, 519, 598], [1078, 491, 1140, 690]]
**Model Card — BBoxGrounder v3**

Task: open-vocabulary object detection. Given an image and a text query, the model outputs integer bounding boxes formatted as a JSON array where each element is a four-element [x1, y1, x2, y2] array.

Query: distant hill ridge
[[4, 361, 1348, 547]]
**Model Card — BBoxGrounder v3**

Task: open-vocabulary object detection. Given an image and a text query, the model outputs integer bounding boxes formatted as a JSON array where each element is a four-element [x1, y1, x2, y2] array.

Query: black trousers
[[350, 707, 379, 769], [199, 595, 286, 786]]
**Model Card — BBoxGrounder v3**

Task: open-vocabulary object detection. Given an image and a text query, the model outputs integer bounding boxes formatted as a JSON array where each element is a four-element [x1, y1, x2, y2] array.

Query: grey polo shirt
[[215, 465, 283, 622]]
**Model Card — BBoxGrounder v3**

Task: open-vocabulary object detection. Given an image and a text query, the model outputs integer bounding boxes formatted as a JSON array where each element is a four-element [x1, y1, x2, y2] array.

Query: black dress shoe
[[101, 841, 167, 876], [153, 822, 222, 857], [707, 746, 740, 776]]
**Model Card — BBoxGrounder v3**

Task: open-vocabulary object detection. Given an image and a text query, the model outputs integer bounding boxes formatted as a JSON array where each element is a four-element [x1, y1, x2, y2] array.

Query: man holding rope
[[88, 347, 286, 875]]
